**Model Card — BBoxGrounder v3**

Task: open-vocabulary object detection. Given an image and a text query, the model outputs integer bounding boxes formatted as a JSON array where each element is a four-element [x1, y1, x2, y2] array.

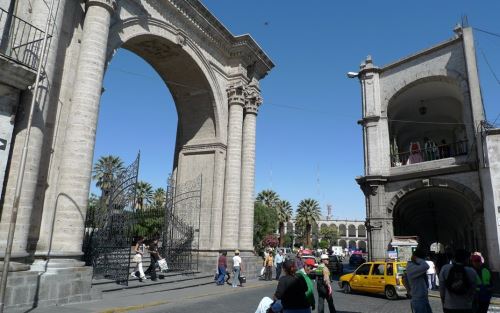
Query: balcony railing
[[0, 8, 45, 70], [391, 140, 468, 167]]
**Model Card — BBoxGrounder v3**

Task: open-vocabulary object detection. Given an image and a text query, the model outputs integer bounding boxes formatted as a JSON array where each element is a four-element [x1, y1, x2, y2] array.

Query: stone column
[[45, 0, 116, 259], [238, 88, 262, 251], [221, 85, 245, 250]]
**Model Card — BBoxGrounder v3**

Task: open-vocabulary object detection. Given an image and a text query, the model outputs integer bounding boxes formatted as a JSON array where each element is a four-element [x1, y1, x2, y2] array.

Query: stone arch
[[320, 223, 328, 230], [357, 224, 366, 237], [338, 239, 347, 249], [348, 240, 357, 250], [358, 241, 367, 252], [339, 224, 346, 237], [107, 18, 224, 144], [348, 224, 356, 237], [390, 178, 485, 252]]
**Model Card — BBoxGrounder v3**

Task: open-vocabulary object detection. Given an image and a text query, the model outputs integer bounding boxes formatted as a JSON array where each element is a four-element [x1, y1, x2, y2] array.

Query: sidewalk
[[13, 279, 276, 313], [428, 290, 500, 305]]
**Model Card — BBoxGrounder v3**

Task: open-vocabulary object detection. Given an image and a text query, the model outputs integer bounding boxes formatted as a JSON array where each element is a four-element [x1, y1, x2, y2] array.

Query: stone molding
[[227, 85, 246, 107], [181, 143, 227, 153], [244, 86, 262, 115], [87, 0, 117, 13]]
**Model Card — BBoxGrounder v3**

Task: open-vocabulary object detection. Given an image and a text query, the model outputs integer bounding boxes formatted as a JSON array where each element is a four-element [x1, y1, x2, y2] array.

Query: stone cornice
[[166, 0, 274, 79], [87, 0, 117, 13], [181, 143, 227, 152]]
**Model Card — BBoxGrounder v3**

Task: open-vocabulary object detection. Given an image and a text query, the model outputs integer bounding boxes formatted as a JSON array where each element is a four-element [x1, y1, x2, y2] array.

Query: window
[[356, 264, 372, 275], [371, 264, 385, 276], [386, 263, 394, 276]]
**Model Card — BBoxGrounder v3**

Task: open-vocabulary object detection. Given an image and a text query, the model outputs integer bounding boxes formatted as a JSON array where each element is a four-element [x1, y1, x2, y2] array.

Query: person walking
[[216, 251, 227, 286], [144, 237, 160, 281], [297, 260, 316, 311], [426, 257, 437, 290], [295, 251, 304, 272], [275, 249, 285, 280], [265, 249, 274, 281], [406, 248, 432, 313], [274, 259, 311, 313], [130, 236, 147, 282], [232, 250, 243, 288], [471, 254, 492, 313], [315, 254, 337, 313], [439, 249, 478, 313]]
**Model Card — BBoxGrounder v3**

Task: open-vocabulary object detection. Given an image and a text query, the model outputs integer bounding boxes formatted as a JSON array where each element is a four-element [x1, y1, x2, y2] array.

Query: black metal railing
[[0, 8, 45, 69], [391, 140, 468, 167]]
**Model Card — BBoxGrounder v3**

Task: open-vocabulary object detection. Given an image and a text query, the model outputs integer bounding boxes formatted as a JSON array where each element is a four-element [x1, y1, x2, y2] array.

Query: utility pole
[[0, 0, 55, 311]]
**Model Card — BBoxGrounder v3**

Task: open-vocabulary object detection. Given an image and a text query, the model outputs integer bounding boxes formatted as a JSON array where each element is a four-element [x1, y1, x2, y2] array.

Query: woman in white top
[[425, 258, 436, 290], [232, 250, 243, 288], [131, 237, 147, 281]]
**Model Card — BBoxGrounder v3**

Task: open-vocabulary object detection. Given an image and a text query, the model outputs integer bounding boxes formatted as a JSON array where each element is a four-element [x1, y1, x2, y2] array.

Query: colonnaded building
[[0, 0, 273, 309], [288, 218, 368, 252], [354, 26, 500, 272]]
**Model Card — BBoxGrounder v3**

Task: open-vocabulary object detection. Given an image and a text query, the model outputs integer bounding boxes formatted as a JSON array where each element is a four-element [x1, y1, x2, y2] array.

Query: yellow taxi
[[338, 260, 408, 300]]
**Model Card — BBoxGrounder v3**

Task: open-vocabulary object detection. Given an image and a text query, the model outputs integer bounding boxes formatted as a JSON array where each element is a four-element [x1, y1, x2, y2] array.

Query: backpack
[[445, 264, 470, 295]]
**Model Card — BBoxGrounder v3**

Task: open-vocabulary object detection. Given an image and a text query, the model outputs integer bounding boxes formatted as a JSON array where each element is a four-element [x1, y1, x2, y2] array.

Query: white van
[[331, 246, 343, 256]]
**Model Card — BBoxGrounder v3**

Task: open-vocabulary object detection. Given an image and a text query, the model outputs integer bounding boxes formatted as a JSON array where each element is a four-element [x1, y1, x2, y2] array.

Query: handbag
[[132, 253, 142, 263], [157, 258, 169, 272], [239, 275, 246, 284]]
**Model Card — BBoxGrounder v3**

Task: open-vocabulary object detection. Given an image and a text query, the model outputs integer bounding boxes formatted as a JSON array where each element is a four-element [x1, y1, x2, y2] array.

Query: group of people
[[263, 249, 286, 281], [257, 251, 337, 313], [130, 236, 168, 282], [216, 250, 244, 288], [405, 248, 492, 313]]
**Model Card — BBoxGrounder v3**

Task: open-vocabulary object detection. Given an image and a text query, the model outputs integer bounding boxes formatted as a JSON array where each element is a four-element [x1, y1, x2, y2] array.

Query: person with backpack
[[470, 254, 492, 313], [406, 247, 433, 313], [439, 249, 478, 313]]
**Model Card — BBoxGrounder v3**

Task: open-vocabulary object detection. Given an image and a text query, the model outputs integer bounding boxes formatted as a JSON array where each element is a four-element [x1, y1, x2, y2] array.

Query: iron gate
[[83, 154, 140, 285], [160, 175, 202, 271]]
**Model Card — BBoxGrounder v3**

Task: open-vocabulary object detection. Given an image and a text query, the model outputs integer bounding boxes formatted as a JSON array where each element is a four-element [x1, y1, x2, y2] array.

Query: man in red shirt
[[216, 251, 227, 285]]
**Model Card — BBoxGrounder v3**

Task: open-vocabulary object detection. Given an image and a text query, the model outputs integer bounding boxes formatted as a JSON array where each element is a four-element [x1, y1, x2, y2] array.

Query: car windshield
[[396, 263, 406, 274]]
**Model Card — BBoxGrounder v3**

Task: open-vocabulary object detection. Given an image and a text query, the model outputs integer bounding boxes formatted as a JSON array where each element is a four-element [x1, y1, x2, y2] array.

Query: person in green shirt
[[296, 260, 315, 310], [471, 254, 492, 313]]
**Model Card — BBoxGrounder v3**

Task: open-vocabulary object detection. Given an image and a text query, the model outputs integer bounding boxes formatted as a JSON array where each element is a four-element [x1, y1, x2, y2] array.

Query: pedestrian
[[295, 251, 304, 271], [297, 260, 316, 311], [315, 254, 337, 313], [406, 247, 432, 313], [439, 249, 478, 313], [216, 251, 227, 285], [144, 237, 160, 281], [232, 249, 243, 288], [426, 257, 437, 290], [471, 254, 492, 313], [130, 236, 147, 282], [265, 249, 274, 281], [274, 259, 311, 313], [275, 249, 285, 280]]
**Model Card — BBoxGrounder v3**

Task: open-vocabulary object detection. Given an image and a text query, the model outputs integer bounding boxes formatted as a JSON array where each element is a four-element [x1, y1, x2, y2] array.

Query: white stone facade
[[0, 0, 273, 309], [354, 27, 500, 270]]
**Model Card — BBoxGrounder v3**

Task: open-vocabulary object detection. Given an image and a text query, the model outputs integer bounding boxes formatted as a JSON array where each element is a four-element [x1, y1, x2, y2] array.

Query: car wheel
[[385, 286, 398, 300], [342, 282, 351, 294]]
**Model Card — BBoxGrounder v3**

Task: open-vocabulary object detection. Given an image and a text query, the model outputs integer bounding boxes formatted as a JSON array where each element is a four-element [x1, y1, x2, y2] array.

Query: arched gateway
[[0, 0, 273, 309]]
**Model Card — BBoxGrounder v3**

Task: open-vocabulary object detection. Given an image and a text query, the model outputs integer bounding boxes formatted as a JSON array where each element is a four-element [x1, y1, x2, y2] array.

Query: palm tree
[[152, 188, 166, 210], [256, 189, 280, 209], [92, 155, 124, 194], [296, 198, 321, 246], [135, 181, 154, 210], [276, 200, 292, 246]]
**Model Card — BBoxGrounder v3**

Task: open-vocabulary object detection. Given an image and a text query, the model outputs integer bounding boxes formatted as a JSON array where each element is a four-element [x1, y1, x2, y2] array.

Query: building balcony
[[0, 7, 44, 70], [390, 140, 468, 167]]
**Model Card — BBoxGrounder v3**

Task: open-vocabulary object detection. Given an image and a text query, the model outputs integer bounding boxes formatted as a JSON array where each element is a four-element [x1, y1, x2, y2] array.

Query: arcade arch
[[348, 224, 356, 237], [392, 180, 484, 252], [358, 241, 367, 252], [338, 239, 347, 249], [357, 225, 366, 237], [339, 224, 346, 237], [348, 240, 357, 250]]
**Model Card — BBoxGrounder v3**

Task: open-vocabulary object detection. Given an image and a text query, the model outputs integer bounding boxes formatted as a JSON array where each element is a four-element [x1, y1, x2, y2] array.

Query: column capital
[[244, 88, 262, 115], [87, 0, 117, 13], [227, 84, 246, 107]]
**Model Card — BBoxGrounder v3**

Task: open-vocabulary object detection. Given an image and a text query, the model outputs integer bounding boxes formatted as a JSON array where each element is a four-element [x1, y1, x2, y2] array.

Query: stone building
[[0, 0, 272, 309], [354, 26, 500, 271], [288, 218, 368, 251]]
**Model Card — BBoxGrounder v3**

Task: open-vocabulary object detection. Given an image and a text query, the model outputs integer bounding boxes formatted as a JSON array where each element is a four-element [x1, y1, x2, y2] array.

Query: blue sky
[[93, 1, 500, 220]]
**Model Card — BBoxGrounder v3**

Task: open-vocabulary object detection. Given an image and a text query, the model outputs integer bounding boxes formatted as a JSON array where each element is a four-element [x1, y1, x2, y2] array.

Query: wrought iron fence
[[0, 7, 45, 69], [391, 140, 468, 167]]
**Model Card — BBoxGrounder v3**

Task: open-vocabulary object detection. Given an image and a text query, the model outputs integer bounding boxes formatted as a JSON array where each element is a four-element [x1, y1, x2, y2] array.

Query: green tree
[[276, 200, 293, 247], [135, 181, 153, 210], [254, 202, 278, 252], [319, 239, 330, 249], [256, 189, 280, 209], [152, 187, 166, 210], [296, 198, 321, 247], [92, 155, 124, 194], [319, 224, 339, 246]]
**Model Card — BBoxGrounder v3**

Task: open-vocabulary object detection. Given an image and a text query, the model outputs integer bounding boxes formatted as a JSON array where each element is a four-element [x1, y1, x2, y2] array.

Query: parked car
[[349, 254, 366, 267], [339, 260, 408, 300], [327, 255, 343, 275]]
